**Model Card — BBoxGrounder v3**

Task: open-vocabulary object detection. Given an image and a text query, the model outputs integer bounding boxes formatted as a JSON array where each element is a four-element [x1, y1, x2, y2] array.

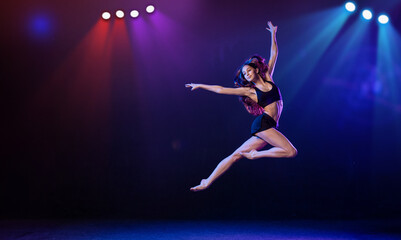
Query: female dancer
[[185, 21, 297, 192]]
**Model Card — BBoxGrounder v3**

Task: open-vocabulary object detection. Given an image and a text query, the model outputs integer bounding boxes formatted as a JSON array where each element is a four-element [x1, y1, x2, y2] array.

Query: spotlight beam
[[281, 7, 349, 103]]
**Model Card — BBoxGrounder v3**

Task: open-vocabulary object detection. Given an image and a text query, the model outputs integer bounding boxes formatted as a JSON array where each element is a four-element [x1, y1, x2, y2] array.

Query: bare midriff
[[263, 100, 283, 123]]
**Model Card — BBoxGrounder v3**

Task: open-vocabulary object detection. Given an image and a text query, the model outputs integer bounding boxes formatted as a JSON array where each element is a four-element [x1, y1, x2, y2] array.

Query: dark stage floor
[[1, 219, 401, 239]]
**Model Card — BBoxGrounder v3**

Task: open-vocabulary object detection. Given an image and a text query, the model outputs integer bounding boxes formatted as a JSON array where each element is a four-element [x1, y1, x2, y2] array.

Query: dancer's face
[[242, 65, 258, 82]]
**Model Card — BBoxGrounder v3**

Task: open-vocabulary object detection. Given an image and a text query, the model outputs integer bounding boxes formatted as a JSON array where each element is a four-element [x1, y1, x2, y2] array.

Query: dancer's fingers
[[190, 183, 205, 192]]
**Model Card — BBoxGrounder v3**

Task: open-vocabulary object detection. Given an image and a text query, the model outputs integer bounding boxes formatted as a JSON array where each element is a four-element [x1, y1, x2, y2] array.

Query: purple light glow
[[146, 11, 193, 63], [129, 17, 153, 68]]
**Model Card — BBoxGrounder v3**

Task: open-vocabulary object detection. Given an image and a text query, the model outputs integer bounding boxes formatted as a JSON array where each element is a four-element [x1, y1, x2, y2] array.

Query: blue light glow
[[28, 14, 53, 40], [33, 17, 50, 34]]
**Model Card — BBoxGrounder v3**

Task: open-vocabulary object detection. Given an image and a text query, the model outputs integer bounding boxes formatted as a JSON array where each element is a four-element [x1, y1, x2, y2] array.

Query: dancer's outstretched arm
[[185, 83, 252, 97], [266, 21, 278, 77]]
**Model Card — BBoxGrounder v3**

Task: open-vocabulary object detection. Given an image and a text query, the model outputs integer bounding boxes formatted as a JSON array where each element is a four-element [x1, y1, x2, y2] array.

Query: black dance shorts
[[251, 113, 278, 136]]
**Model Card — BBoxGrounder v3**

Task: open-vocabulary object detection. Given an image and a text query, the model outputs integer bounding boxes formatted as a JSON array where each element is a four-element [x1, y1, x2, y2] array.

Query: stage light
[[345, 2, 356, 12], [378, 14, 389, 24], [146, 5, 155, 13], [130, 10, 139, 18], [116, 10, 125, 18], [102, 12, 111, 20], [362, 9, 373, 20]]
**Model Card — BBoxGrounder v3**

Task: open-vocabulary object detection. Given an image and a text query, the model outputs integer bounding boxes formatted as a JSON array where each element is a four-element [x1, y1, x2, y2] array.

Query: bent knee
[[286, 147, 298, 158]]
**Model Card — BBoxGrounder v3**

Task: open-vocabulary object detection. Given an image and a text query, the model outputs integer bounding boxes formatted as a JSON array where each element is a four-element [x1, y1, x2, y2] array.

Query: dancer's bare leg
[[240, 128, 297, 159], [190, 136, 267, 192]]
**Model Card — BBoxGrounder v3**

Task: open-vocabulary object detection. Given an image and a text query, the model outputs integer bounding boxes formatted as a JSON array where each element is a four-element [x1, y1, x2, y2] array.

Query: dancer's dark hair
[[233, 55, 269, 116]]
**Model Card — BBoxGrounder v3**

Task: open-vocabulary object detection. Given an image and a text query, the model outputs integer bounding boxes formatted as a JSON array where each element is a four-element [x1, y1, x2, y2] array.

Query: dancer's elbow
[[289, 148, 298, 158], [287, 147, 298, 158]]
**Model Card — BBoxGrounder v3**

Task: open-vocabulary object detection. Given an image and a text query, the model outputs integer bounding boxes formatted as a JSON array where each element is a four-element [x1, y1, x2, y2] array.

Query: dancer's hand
[[190, 179, 210, 192], [240, 149, 259, 160], [266, 21, 277, 33], [185, 83, 201, 91]]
